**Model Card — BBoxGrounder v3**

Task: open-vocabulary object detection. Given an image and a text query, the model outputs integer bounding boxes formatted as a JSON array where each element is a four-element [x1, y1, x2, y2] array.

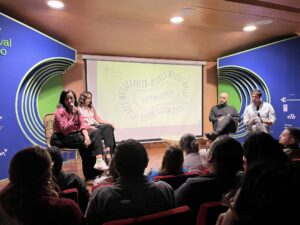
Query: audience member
[[243, 131, 289, 171], [50, 89, 105, 182], [179, 133, 205, 173], [216, 132, 289, 225], [175, 136, 243, 221], [0, 146, 86, 225], [47, 146, 90, 213], [279, 127, 300, 159], [217, 162, 300, 225], [206, 92, 240, 141], [78, 91, 116, 164], [85, 139, 175, 225], [147, 145, 188, 181], [243, 89, 276, 133]]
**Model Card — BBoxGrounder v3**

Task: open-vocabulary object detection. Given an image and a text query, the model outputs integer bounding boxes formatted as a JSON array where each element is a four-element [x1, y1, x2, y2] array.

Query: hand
[[72, 106, 79, 115], [84, 137, 91, 148], [218, 116, 224, 122], [90, 126, 97, 130]]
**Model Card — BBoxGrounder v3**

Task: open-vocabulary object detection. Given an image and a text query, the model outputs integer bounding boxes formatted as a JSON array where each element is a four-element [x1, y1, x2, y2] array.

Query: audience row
[[1, 129, 300, 225]]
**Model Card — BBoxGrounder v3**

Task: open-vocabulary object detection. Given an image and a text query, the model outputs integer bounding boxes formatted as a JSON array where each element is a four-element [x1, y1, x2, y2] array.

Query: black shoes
[[205, 132, 218, 141]]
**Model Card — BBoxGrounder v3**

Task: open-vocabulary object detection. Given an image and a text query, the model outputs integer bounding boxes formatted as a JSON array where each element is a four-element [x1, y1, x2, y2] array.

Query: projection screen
[[84, 55, 205, 142]]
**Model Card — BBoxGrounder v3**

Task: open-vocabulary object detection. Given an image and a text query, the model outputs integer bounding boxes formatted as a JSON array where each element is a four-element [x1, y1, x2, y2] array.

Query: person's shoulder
[[64, 172, 86, 185], [150, 180, 174, 192], [263, 102, 273, 107], [245, 104, 252, 108], [185, 174, 214, 185], [228, 105, 237, 110], [55, 107, 67, 114], [92, 184, 116, 197], [64, 172, 82, 180], [39, 196, 78, 208]]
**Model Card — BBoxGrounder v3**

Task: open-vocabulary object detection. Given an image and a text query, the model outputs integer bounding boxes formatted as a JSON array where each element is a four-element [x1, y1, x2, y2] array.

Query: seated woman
[[50, 89, 108, 182], [147, 145, 188, 181], [78, 91, 116, 163], [179, 133, 205, 173], [0, 146, 86, 225]]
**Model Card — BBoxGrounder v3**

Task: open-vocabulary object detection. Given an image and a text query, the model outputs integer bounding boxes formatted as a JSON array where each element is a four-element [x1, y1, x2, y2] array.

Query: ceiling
[[1, 0, 300, 61]]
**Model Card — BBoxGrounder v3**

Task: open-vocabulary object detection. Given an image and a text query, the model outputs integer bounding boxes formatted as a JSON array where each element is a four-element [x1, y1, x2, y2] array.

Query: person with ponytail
[[179, 133, 205, 173]]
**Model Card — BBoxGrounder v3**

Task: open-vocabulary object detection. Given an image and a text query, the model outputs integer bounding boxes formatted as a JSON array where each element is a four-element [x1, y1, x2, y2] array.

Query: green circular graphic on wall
[[38, 75, 63, 121]]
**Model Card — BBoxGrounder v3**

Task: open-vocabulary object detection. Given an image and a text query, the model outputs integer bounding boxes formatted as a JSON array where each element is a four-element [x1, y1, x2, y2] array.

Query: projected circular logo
[[218, 66, 271, 138]]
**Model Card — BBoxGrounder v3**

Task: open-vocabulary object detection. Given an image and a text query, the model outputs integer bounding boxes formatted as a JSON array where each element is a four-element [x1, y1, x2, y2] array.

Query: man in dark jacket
[[206, 93, 241, 141]]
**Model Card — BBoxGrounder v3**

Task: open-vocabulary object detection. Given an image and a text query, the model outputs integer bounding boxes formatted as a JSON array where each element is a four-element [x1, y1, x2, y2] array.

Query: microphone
[[70, 103, 78, 114]]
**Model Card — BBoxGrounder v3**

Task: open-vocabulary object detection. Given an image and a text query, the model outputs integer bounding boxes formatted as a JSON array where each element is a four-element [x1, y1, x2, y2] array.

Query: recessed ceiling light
[[47, 0, 64, 9], [243, 25, 257, 32], [179, 8, 195, 16], [170, 16, 184, 24], [256, 20, 273, 25]]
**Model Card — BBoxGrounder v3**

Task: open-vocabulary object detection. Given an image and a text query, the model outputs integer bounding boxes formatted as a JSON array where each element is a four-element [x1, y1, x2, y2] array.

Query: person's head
[[160, 145, 184, 176], [9, 146, 54, 191], [279, 127, 300, 147], [219, 92, 229, 105], [243, 132, 289, 172], [1, 146, 57, 224], [251, 89, 262, 106], [235, 162, 300, 225], [59, 89, 78, 112], [179, 133, 199, 154], [114, 139, 149, 179], [208, 136, 243, 174], [47, 146, 63, 176], [78, 91, 93, 107]]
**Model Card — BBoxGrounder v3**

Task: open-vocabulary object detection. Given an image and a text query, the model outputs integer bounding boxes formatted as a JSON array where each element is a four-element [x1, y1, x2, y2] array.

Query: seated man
[[206, 92, 240, 141], [243, 89, 276, 133], [47, 146, 90, 213], [85, 139, 175, 225], [279, 127, 300, 159]]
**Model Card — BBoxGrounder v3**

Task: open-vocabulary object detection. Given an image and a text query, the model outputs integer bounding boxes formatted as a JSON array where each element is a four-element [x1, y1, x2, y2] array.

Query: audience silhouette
[[0, 146, 86, 225], [85, 139, 175, 225]]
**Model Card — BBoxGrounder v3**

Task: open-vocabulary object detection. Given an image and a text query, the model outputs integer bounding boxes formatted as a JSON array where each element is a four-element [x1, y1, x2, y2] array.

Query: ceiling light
[[170, 16, 184, 24], [256, 20, 273, 25], [179, 8, 195, 16], [243, 25, 257, 32], [47, 0, 64, 9]]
